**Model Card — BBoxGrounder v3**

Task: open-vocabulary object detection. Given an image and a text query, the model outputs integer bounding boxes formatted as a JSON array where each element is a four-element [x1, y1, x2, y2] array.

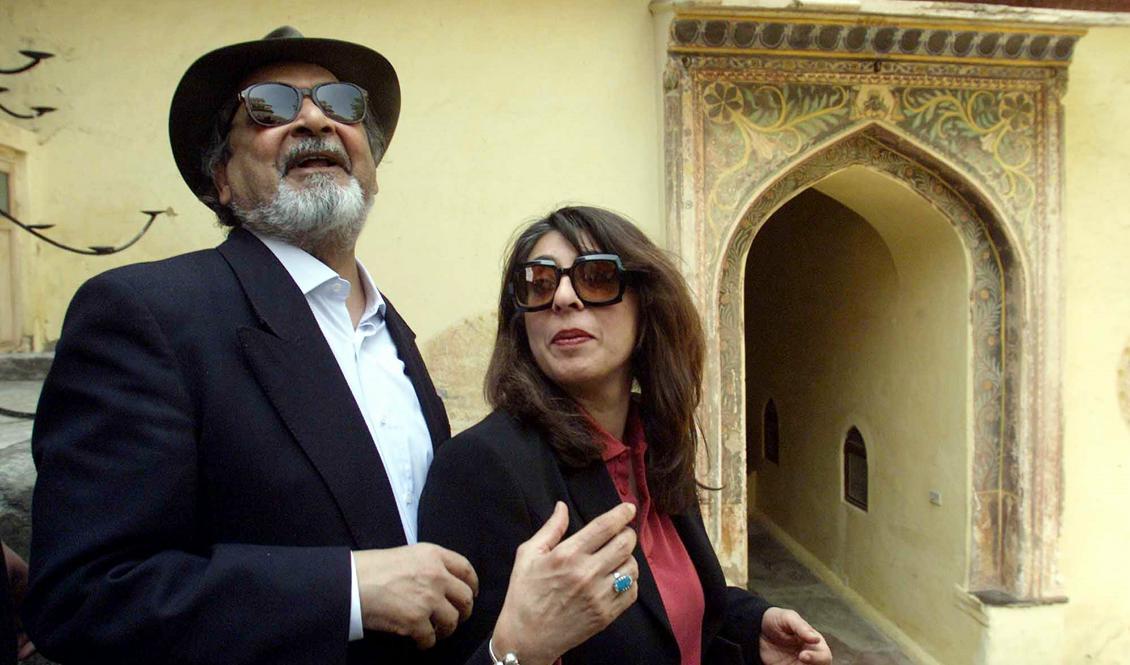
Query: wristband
[[488, 635, 520, 665]]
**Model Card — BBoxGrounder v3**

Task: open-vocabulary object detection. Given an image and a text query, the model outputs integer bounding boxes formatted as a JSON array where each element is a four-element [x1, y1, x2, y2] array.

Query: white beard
[[231, 170, 372, 257]]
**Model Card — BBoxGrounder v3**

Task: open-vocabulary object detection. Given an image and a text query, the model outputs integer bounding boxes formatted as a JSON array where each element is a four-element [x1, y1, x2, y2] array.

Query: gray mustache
[[279, 138, 352, 174]]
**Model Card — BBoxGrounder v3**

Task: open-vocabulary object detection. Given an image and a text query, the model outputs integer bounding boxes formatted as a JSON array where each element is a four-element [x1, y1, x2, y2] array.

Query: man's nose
[[291, 97, 335, 136]]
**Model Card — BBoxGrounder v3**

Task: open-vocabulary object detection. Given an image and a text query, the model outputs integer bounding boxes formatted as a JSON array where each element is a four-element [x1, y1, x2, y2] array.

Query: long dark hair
[[486, 206, 705, 515]]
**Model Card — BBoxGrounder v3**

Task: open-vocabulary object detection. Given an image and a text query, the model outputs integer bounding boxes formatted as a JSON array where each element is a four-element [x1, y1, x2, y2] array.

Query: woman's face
[[522, 231, 639, 403]]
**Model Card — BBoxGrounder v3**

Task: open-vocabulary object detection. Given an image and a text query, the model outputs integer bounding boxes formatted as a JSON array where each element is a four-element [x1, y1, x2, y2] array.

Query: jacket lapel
[[672, 511, 729, 655], [560, 461, 676, 645], [381, 298, 450, 447], [218, 228, 406, 550]]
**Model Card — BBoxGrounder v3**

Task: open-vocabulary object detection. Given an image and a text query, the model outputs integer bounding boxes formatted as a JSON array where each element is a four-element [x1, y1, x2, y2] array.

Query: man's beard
[[230, 141, 372, 257]]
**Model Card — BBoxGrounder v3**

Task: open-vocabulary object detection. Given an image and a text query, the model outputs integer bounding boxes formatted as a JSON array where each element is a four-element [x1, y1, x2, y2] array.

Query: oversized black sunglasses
[[237, 81, 369, 127], [511, 254, 632, 312]]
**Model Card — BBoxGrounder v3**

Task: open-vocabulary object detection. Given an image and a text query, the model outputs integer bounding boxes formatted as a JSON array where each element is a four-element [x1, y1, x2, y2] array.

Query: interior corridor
[[747, 519, 914, 665]]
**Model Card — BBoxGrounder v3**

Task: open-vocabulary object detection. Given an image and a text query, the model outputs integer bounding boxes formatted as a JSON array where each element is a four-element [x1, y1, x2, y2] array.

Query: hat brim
[[169, 35, 399, 199]]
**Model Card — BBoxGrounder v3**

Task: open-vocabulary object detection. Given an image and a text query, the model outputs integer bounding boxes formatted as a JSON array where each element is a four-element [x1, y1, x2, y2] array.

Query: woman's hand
[[759, 607, 832, 665], [490, 501, 639, 665]]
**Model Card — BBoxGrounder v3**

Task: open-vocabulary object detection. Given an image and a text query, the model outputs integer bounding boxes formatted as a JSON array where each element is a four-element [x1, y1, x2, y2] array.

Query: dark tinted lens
[[244, 83, 300, 126], [313, 83, 366, 124], [515, 264, 559, 308], [574, 259, 622, 303]]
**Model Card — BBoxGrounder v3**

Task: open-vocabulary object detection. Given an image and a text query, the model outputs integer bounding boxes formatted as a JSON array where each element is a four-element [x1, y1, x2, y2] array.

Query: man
[[24, 27, 480, 664]]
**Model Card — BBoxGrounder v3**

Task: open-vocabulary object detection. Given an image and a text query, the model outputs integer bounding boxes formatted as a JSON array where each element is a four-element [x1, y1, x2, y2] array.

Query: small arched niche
[[843, 426, 868, 512]]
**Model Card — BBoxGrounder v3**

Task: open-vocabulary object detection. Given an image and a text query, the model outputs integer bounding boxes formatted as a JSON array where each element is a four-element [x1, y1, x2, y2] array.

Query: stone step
[[0, 353, 53, 381]]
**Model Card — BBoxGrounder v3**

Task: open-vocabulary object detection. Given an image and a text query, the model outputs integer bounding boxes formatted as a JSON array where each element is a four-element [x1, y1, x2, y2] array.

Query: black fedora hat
[[169, 26, 399, 200]]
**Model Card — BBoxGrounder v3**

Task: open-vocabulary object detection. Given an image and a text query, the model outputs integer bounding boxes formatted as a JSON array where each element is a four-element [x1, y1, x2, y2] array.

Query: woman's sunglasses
[[511, 254, 632, 312], [237, 81, 369, 127]]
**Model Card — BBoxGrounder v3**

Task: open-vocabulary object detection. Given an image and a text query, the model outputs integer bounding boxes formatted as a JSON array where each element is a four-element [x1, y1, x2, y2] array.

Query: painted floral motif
[[699, 77, 1041, 250], [851, 84, 903, 122], [999, 92, 1035, 132], [899, 88, 1038, 227], [702, 82, 850, 236], [704, 82, 745, 122]]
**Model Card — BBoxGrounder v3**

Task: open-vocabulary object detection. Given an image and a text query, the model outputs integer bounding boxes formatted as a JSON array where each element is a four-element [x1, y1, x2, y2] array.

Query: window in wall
[[843, 426, 868, 511], [0, 152, 20, 349], [0, 169, 9, 213], [763, 399, 779, 465]]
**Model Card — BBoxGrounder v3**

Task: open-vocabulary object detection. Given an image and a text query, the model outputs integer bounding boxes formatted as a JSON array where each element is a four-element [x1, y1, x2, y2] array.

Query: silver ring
[[612, 570, 634, 594]]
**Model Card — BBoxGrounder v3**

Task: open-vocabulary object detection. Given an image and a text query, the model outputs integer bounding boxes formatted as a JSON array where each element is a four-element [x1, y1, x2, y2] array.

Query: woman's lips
[[551, 328, 594, 346]]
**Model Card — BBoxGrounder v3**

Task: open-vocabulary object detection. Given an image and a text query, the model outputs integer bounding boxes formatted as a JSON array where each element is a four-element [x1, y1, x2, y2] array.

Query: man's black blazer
[[419, 410, 771, 665], [26, 228, 450, 664]]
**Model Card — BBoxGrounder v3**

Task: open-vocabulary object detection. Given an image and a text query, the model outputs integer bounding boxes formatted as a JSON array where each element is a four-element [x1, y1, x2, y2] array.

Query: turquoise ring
[[612, 571, 634, 594]]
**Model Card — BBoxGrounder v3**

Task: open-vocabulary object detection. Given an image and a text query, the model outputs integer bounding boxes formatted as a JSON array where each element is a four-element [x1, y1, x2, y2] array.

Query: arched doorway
[[660, 8, 1072, 661], [743, 172, 970, 660]]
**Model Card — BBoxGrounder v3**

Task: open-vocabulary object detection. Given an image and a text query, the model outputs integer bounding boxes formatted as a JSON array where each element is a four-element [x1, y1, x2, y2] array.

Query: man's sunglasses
[[511, 254, 632, 312], [237, 81, 369, 127]]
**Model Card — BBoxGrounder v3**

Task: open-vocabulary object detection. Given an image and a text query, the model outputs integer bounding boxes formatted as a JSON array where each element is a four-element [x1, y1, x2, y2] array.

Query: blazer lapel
[[560, 461, 675, 643], [218, 228, 406, 550], [381, 298, 450, 447], [672, 511, 729, 653]]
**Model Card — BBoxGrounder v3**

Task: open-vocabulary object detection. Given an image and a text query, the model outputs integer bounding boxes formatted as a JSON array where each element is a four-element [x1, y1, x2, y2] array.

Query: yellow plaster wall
[[1059, 25, 1130, 665], [1, 0, 662, 348], [745, 178, 977, 663]]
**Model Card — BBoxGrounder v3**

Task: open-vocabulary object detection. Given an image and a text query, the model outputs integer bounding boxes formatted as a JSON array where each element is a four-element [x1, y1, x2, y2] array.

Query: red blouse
[[592, 406, 705, 665]]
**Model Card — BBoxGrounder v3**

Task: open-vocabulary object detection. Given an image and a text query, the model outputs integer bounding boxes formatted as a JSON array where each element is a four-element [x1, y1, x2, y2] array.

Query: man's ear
[[214, 162, 232, 206]]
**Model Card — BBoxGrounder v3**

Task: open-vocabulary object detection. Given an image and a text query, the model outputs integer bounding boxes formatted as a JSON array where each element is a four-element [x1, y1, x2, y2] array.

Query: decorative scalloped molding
[[670, 14, 1083, 65]]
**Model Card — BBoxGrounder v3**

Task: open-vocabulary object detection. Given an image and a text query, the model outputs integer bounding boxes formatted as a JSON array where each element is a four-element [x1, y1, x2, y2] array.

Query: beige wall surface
[[1, 0, 662, 348], [1060, 26, 1130, 665]]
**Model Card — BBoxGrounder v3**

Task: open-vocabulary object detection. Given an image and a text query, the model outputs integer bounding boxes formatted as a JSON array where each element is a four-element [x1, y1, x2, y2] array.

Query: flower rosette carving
[[999, 92, 1034, 132], [852, 84, 904, 122], [704, 81, 746, 123]]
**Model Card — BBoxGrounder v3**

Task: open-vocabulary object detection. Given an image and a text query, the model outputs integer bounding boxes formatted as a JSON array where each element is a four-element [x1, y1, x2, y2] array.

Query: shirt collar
[[587, 402, 647, 462], [354, 258, 386, 321], [251, 230, 386, 321]]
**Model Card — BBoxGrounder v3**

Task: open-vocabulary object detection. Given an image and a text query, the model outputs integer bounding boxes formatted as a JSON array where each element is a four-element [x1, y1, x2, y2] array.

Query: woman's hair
[[486, 206, 706, 515]]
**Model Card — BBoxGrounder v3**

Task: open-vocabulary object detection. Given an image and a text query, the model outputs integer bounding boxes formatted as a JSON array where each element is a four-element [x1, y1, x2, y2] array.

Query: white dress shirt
[[253, 232, 434, 642]]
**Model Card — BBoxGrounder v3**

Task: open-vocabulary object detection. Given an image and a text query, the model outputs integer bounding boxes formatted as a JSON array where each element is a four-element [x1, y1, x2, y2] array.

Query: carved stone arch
[[663, 10, 1069, 604], [717, 124, 1024, 596]]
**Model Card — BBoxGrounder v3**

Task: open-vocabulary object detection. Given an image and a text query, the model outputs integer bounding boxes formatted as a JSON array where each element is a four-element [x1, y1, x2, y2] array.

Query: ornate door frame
[[662, 7, 1078, 603]]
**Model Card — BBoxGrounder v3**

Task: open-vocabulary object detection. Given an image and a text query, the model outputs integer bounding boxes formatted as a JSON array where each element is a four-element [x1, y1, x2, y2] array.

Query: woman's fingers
[[556, 503, 635, 558], [590, 525, 638, 575], [523, 501, 571, 554]]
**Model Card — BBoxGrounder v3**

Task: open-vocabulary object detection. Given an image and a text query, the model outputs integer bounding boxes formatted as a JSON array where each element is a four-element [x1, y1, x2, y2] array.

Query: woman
[[419, 206, 831, 665]]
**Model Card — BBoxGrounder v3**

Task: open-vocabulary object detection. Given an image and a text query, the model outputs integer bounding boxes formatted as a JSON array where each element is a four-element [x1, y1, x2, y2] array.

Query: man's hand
[[759, 607, 832, 665], [490, 501, 639, 665], [354, 543, 479, 649], [2, 543, 36, 661]]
